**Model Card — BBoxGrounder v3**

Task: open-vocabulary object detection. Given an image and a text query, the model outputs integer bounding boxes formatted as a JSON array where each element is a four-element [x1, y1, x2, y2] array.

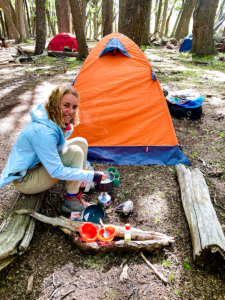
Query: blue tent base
[[88, 146, 191, 166]]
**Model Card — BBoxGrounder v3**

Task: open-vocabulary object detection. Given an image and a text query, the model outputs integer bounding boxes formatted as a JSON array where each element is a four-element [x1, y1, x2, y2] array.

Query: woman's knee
[[61, 145, 84, 167], [68, 137, 88, 150]]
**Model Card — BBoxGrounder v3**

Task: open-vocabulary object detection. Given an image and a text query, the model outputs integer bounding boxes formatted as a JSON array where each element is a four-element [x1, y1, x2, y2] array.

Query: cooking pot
[[95, 171, 115, 192]]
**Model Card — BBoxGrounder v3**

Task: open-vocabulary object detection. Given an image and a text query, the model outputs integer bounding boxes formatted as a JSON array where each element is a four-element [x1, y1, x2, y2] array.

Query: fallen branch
[[48, 51, 78, 58], [140, 251, 168, 284], [14, 210, 174, 243], [60, 227, 172, 254]]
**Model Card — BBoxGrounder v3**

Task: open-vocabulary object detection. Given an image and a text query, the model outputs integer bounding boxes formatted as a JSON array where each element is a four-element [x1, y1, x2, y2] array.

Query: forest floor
[[0, 41, 225, 300]]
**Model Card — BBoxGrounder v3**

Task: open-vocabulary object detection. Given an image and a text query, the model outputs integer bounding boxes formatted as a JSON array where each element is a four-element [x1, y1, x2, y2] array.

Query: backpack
[[163, 89, 204, 120]]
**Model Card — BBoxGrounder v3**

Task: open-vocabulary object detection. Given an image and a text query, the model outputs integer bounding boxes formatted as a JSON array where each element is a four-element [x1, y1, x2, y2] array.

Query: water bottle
[[124, 224, 131, 242]]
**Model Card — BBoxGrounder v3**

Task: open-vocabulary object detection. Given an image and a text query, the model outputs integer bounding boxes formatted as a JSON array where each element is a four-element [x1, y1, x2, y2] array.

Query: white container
[[124, 223, 131, 242]]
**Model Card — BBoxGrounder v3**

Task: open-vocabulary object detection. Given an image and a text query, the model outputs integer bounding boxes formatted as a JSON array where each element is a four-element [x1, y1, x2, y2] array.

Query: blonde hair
[[45, 85, 80, 128]]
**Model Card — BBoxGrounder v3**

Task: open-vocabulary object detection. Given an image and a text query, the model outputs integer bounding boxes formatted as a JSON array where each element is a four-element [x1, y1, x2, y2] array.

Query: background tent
[[180, 14, 225, 52], [179, 34, 193, 52], [70, 32, 190, 166], [48, 32, 78, 51]]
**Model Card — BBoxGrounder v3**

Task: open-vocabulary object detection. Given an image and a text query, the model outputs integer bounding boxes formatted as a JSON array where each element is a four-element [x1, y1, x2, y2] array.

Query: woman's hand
[[93, 171, 107, 184], [101, 173, 107, 181]]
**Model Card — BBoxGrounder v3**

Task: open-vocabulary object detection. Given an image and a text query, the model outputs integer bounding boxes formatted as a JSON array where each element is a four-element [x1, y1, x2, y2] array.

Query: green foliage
[[190, 152, 198, 159], [168, 274, 174, 282], [162, 259, 171, 267], [174, 290, 179, 295], [183, 258, 191, 269]]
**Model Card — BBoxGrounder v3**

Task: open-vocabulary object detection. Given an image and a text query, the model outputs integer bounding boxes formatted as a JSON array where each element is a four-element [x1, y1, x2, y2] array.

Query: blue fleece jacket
[[0, 103, 94, 188]]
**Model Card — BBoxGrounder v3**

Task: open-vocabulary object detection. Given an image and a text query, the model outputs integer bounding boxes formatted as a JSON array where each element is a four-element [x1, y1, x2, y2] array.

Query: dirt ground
[[0, 42, 225, 300]]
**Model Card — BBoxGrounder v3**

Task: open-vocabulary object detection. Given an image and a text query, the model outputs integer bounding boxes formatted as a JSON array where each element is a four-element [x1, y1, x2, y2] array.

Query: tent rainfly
[[70, 33, 191, 166]]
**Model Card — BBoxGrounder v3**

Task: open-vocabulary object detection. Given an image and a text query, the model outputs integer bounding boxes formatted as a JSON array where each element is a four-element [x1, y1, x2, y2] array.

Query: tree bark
[[159, 0, 168, 38], [103, 0, 113, 37], [154, 0, 163, 37], [69, 0, 88, 59], [55, 0, 72, 33], [118, 0, 126, 33], [35, 0, 46, 55], [176, 164, 225, 268], [141, 0, 152, 45], [165, 0, 177, 37], [0, 10, 6, 37], [122, 0, 151, 47], [17, 0, 27, 42], [175, 0, 197, 41], [191, 0, 219, 56], [0, 0, 20, 42]]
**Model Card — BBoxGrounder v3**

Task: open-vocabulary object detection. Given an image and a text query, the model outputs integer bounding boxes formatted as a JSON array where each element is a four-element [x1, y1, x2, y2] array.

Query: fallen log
[[176, 164, 225, 268], [14, 210, 174, 243], [0, 192, 45, 271], [60, 227, 172, 254], [48, 51, 78, 57]]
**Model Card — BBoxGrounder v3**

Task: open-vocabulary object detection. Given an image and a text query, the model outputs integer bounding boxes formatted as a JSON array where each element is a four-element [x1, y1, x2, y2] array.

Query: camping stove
[[98, 192, 112, 207], [95, 171, 114, 207]]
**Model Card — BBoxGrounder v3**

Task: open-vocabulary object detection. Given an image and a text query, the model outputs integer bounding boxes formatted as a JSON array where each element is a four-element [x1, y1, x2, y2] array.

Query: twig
[[140, 251, 168, 284]]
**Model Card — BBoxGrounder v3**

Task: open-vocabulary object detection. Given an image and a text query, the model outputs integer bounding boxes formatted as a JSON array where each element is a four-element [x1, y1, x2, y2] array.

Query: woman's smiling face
[[60, 93, 79, 124]]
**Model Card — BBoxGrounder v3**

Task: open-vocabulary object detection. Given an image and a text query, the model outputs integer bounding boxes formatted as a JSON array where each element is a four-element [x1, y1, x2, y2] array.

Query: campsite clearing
[[0, 43, 225, 300]]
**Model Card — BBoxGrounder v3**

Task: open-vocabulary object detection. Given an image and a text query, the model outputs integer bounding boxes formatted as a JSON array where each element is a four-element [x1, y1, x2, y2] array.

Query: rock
[[161, 39, 168, 46], [166, 44, 174, 50], [169, 38, 178, 46]]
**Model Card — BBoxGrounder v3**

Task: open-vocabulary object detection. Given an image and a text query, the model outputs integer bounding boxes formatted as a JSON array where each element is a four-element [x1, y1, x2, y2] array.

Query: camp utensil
[[99, 218, 110, 238], [96, 171, 115, 207]]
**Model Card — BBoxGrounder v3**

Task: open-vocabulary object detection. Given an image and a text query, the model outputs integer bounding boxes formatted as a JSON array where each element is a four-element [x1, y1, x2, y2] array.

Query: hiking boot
[[61, 191, 89, 213]]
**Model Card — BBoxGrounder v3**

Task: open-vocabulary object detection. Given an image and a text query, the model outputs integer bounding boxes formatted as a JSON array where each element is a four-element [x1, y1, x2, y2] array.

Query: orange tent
[[70, 33, 190, 166]]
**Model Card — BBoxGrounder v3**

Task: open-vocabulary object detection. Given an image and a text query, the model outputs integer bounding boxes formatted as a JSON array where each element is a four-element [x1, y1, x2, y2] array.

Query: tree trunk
[[165, 0, 177, 37], [191, 0, 219, 56], [118, 0, 126, 33], [170, 0, 184, 37], [0, 10, 6, 37], [175, 0, 197, 41], [35, 0, 46, 55], [159, 0, 168, 38], [55, 0, 72, 33], [103, 0, 113, 37], [141, 0, 152, 45], [154, 0, 163, 37], [93, 0, 99, 39], [9, 0, 19, 31], [122, 0, 151, 47], [46, 9, 56, 36], [17, 0, 27, 42], [0, 0, 20, 43], [24, 0, 31, 35], [176, 164, 225, 268], [23, 8, 30, 39], [81, 0, 88, 32], [69, 0, 88, 60], [217, 0, 225, 20]]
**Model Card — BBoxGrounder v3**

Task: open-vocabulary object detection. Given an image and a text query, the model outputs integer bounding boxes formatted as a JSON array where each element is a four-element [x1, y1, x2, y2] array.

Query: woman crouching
[[0, 85, 106, 212]]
